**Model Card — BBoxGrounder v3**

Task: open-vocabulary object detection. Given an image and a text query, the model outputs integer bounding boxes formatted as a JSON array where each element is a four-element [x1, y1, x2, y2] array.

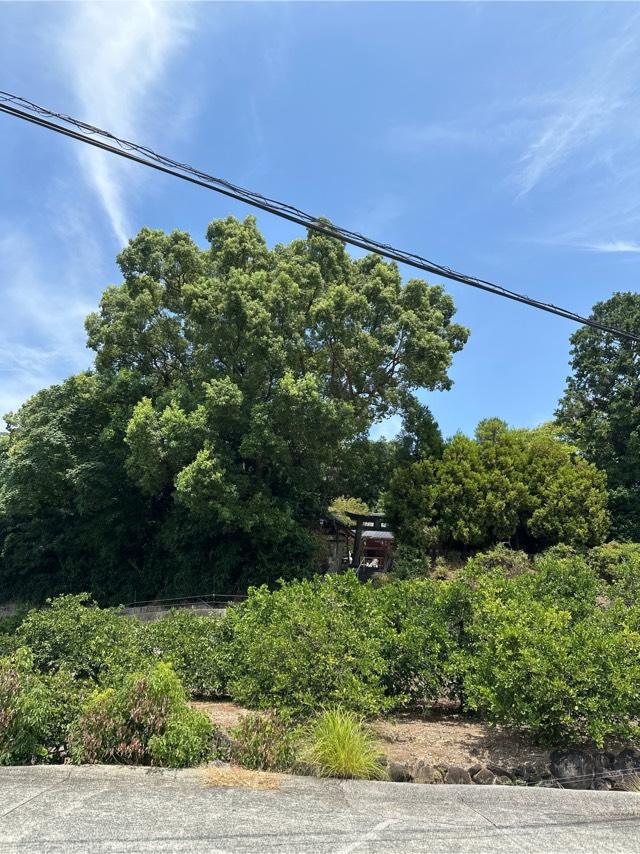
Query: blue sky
[[2, 2, 640, 439]]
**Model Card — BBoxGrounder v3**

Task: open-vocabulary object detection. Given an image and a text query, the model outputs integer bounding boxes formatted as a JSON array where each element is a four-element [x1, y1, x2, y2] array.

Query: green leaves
[[1, 215, 467, 600], [386, 418, 609, 552], [557, 292, 640, 540], [224, 573, 393, 716], [69, 662, 214, 767]]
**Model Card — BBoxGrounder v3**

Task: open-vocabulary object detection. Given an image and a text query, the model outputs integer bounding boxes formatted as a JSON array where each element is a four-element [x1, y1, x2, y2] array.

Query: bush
[[16, 594, 147, 683], [143, 609, 230, 698], [528, 552, 600, 620], [300, 708, 386, 780], [588, 542, 640, 605], [463, 545, 531, 580], [69, 662, 214, 767], [464, 596, 640, 746], [230, 710, 300, 771], [0, 648, 84, 764], [388, 545, 432, 580], [376, 579, 460, 708], [224, 573, 392, 716]]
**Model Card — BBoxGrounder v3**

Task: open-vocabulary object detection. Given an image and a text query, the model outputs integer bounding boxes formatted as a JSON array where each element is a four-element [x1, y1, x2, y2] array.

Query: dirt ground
[[194, 701, 549, 770]]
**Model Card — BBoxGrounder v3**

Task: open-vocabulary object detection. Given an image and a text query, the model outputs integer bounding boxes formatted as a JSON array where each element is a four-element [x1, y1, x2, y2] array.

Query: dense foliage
[[14, 593, 146, 681], [69, 662, 213, 767], [229, 710, 300, 771], [223, 573, 392, 715], [461, 551, 640, 745], [143, 608, 230, 698], [0, 648, 84, 765], [0, 217, 467, 603], [385, 419, 609, 552], [557, 293, 640, 541], [6, 541, 640, 762]]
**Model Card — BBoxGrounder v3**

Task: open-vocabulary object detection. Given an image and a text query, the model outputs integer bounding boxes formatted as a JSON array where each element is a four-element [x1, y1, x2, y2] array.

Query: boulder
[[549, 749, 609, 790], [609, 747, 640, 789], [512, 760, 548, 784], [472, 767, 496, 785], [611, 747, 640, 774], [486, 764, 513, 781], [387, 761, 412, 783], [444, 766, 472, 785], [413, 762, 442, 784]]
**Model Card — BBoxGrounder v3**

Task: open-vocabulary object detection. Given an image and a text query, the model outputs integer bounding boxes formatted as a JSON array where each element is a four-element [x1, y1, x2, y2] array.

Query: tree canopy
[[0, 216, 467, 602], [385, 418, 610, 552], [556, 292, 640, 541]]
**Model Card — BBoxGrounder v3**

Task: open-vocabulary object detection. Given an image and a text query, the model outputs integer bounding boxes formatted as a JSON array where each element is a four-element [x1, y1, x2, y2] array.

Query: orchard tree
[[556, 293, 640, 541], [0, 216, 467, 602], [385, 419, 609, 552]]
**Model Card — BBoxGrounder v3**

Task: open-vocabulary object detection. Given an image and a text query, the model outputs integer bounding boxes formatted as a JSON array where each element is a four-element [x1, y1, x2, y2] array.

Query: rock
[[549, 749, 600, 790], [486, 764, 513, 781], [609, 748, 640, 788], [592, 779, 612, 791], [387, 761, 412, 783], [444, 766, 472, 785], [611, 747, 640, 775], [467, 765, 483, 777], [413, 762, 441, 784], [495, 775, 513, 785], [472, 767, 496, 785], [512, 760, 548, 784]]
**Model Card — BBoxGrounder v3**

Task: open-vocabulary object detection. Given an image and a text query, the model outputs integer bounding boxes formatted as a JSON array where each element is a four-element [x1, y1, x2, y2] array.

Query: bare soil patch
[[194, 701, 549, 771], [193, 700, 249, 731], [370, 711, 549, 770]]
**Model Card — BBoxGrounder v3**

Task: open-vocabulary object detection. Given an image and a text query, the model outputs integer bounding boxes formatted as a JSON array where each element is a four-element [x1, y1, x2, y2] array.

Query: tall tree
[[556, 293, 640, 541], [0, 217, 467, 602]]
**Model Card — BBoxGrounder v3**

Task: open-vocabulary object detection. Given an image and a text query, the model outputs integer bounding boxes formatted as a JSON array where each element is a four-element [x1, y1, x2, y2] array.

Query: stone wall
[[384, 746, 640, 790]]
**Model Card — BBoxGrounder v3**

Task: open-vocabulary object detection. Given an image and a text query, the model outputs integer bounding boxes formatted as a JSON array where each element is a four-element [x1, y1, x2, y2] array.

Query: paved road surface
[[2, 765, 640, 853]]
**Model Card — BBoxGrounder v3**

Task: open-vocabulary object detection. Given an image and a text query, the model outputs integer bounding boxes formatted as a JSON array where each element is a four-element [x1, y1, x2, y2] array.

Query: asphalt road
[[2, 765, 640, 853]]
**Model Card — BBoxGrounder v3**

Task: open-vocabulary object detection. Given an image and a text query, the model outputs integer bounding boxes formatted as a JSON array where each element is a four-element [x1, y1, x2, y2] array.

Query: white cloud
[[56, 1, 193, 246], [576, 240, 640, 254], [0, 227, 95, 421], [515, 22, 640, 197]]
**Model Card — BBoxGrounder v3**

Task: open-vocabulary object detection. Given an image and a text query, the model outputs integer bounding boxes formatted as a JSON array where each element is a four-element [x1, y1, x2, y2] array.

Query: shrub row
[[2, 542, 640, 758]]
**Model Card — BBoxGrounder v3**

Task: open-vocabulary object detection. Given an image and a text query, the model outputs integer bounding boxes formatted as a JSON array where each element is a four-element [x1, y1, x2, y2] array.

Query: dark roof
[[361, 530, 395, 541]]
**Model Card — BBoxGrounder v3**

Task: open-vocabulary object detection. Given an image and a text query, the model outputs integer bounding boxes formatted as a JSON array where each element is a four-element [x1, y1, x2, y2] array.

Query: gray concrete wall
[[121, 605, 227, 622]]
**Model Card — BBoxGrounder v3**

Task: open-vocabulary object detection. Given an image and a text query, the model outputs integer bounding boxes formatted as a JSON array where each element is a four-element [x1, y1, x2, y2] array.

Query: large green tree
[[385, 419, 609, 552], [556, 293, 640, 540], [0, 216, 467, 602]]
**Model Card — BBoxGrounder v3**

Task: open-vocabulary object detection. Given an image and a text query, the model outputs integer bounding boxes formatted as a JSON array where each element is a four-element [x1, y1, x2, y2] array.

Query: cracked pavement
[[2, 765, 640, 853]]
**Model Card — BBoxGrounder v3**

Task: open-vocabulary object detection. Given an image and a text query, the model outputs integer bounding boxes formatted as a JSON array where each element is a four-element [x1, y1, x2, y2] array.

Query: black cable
[[1, 90, 638, 344]]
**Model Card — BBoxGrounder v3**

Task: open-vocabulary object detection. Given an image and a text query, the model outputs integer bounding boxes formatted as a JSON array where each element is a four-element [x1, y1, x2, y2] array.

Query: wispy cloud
[[575, 240, 640, 254], [55, 1, 193, 246], [515, 20, 640, 197], [0, 226, 96, 421]]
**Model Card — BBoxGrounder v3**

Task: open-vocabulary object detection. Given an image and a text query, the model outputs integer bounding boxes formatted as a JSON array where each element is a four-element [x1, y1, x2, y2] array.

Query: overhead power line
[[1, 90, 638, 345]]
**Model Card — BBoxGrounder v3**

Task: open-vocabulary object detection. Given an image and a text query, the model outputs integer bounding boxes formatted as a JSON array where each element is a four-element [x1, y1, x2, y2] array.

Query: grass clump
[[300, 707, 387, 780]]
